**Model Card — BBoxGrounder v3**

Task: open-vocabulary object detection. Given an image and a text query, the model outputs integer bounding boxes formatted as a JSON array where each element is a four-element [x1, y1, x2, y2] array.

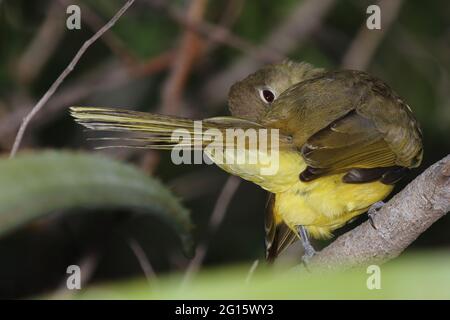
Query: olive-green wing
[[299, 110, 405, 183], [263, 70, 422, 183], [265, 193, 298, 262]]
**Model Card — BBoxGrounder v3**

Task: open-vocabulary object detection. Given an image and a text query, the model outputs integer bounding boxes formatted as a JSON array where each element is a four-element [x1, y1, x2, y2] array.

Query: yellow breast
[[206, 148, 304, 193]]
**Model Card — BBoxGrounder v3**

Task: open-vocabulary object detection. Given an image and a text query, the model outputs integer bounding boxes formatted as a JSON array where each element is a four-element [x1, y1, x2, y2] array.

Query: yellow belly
[[208, 148, 393, 239], [273, 174, 393, 239]]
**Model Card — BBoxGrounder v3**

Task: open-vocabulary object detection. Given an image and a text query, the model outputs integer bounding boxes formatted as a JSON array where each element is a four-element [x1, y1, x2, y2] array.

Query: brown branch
[[303, 1, 444, 271], [341, 0, 404, 70], [9, 0, 136, 158], [161, 0, 208, 115], [132, 50, 175, 77], [307, 155, 450, 272], [145, 0, 282, 63]]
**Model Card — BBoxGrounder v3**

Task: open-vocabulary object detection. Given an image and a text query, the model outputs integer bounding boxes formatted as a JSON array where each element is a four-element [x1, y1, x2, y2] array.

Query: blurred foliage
[[0, 0, 449, 298], [0, 151, 192, 298], [0, 151, 193, 253], [68, 252, 450, 299]]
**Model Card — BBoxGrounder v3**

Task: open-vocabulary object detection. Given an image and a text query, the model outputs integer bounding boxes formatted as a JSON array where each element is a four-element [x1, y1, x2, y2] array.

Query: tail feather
[[71, 107, 197, 135], [71, 106, 294, 193], [70, 106, 274, 150]]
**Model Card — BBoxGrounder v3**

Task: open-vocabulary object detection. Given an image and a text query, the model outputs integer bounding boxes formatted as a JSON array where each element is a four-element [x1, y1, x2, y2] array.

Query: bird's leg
[[368, 201, 385, 230], [298, 225, 316, 265]]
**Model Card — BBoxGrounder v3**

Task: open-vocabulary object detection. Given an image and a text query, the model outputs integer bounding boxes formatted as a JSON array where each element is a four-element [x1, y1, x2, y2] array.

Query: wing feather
[[300, 110, 398, 181], [265, 193, 298, 261]]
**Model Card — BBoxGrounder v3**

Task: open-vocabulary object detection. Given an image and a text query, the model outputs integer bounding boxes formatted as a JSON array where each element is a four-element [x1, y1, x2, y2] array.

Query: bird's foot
[[301, 244, 316, 267], [368, 201, 385, 230], [298, 225, 316, 269]]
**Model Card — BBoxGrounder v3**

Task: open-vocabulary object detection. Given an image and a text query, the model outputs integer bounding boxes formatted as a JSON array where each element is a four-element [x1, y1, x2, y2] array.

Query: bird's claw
[[301, 245, 316, 269], [298, 225, 316, 270], [368, 201, 385, 230]]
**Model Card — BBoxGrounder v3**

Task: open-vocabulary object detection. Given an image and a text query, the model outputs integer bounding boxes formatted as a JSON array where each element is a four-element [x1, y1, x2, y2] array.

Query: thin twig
[[0, 51, 173, 146], [49, 250, 99, 299], [57, 0, 138, 66], [128, 237, 158, 286], [183, 176, 241, 283], [9, 0, 136, 158], [245, 259, 260, 284]]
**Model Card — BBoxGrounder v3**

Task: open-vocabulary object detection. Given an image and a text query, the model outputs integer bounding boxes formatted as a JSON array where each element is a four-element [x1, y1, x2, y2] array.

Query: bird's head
[[227, 60, 323, 122]]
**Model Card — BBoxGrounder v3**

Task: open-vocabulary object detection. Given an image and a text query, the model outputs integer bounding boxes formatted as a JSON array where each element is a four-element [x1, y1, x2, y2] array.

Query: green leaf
[[0, 151, 193, 256], [70, 252, 450, 299]]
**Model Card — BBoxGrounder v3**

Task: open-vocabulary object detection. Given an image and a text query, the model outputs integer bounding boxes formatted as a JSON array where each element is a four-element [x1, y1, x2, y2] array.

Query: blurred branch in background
[[57, 0, 139, 66], [202, 0, 244, 53], [145, 0, 283, 63], [9, 0, 136, 157], [1, 0, 288, 152], [50, 250, 99, 299], [200, 0, 337, 110], [168, 168, 225, 201], [15, 1, 65, 85], [128, 237, 158, 287], [183, 176, 241, 283], [0, 52, 173, 149], [341, 0, 404, 70], [158, 0, 245, 117], [393, 27, 450, 130], [160, 0, 208, 115], [308, 154, 450, 271]]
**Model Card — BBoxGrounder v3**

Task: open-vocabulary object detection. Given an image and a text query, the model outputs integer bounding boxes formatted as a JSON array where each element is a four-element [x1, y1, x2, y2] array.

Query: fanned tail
[[70, 106, 268, 150]]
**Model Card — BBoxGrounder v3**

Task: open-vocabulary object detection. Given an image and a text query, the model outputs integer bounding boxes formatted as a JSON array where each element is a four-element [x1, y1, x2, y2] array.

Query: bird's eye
[[259, 88, 276, 104]]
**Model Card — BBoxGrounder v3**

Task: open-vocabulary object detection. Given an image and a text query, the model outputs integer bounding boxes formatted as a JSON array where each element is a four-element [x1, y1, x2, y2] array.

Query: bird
[[70, 60, 423, 262]]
